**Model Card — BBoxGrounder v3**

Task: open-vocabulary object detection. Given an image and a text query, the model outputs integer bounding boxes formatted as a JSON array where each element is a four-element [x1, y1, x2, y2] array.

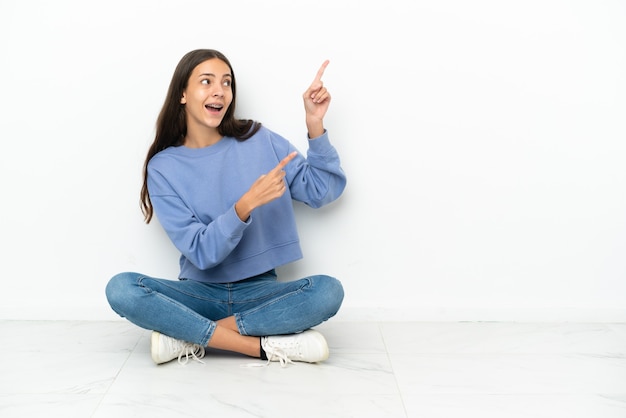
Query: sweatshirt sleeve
[[280, 130, 347, 208], [147, 167, 250, 271]]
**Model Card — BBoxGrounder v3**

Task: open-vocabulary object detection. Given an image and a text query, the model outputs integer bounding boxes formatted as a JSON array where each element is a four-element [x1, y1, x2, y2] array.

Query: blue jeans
[[105, 270, 344, 347]]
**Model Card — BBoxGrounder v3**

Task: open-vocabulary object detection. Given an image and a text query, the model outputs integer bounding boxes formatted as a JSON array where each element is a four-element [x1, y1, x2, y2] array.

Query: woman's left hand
[[303, 60, 331, 137]]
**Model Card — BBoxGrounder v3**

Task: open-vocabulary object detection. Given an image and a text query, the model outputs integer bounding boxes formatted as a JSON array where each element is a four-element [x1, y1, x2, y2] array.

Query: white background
[[1, 0, 624, 321]]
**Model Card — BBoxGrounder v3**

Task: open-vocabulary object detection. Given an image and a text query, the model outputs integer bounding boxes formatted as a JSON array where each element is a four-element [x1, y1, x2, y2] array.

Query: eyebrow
[[198, 73, 232, 78]]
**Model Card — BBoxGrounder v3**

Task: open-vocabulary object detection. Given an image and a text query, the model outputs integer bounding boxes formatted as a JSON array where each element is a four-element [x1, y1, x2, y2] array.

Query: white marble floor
[[1, 320, 625, 417]]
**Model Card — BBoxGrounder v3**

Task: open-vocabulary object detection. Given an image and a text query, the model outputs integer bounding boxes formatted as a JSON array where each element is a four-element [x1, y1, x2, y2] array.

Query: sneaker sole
[[307, 330, 330, 362], [151, 331, 166, 364]]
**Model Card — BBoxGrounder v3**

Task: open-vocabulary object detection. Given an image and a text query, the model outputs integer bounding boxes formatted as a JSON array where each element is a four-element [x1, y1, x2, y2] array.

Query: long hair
[[140, 49, 261, 223]]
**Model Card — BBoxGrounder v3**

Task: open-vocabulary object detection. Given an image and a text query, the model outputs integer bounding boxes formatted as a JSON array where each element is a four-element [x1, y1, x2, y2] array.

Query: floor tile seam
[[377, 321, 411, 418], [89, 394, 108, 418], [398, 392, 626, 397], [94, 339, 139, 405], [0, 392, 108, 398], [385, 352, 626, 358]]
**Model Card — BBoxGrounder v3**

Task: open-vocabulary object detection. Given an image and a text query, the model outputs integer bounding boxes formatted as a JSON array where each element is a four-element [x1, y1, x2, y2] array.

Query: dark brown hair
[[140, 49, 261, 223]]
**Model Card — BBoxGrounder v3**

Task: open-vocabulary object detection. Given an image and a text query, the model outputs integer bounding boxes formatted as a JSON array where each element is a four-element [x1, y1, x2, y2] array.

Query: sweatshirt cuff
[[307, 130, 332, 152], [220, 205, 250, 238]]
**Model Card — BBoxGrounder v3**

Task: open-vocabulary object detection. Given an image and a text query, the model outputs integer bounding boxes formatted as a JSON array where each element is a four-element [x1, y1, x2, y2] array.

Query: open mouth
[[205, 103, 224, 113]]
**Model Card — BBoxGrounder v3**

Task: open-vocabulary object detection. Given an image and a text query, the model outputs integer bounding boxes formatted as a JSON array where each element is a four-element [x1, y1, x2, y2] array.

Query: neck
[[183, 129, 222, 148]]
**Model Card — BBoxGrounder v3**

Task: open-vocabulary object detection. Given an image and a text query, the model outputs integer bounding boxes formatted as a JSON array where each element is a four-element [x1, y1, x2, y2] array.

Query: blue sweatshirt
[[147, 126, 346, 283]]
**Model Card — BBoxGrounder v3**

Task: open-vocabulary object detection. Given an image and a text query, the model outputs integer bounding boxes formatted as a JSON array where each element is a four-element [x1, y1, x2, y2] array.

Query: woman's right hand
[[235, 151, 298, 221]]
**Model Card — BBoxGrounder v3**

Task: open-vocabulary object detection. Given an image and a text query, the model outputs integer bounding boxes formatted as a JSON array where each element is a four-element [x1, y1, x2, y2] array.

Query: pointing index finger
[[274, 151, 298, 172], [314, 60, 329, 82]]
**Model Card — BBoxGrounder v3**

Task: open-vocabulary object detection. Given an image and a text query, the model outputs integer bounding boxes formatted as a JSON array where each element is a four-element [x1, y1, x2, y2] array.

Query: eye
[[223, 79, 232, 87], [201, 79, 210, 85]]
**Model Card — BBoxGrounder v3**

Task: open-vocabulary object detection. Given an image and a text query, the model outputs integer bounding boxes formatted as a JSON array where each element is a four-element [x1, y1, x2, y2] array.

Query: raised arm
[[303, 60, 331, 138]]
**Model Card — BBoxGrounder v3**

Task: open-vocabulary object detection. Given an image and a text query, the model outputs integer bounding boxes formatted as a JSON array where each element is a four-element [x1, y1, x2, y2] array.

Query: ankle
[[260, 340, 268, 360]]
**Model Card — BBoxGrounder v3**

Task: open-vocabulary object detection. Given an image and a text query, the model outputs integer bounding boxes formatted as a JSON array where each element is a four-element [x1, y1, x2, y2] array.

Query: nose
[[213, 84, 224, 97]]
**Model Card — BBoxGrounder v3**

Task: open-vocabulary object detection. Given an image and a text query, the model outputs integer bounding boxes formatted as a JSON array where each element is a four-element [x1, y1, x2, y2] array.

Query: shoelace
[[239, 352, 292, 368], [240, 337, 298, 368], [176, 343, 206, 365], [265, 346, 294, 367], [259, 336, 298, 367]]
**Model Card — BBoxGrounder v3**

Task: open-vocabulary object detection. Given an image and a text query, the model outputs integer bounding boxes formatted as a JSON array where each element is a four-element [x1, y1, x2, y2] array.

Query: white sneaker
[[151, 331, 206, 365], [261, 329, 329, 367]]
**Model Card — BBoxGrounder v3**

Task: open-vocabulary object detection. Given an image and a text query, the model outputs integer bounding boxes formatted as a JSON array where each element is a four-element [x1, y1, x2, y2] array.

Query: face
[[181, 58, 233, 140]]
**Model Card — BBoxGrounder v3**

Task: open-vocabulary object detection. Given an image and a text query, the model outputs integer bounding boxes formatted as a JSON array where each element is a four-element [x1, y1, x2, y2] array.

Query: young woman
[[105, 49, 346, 366]]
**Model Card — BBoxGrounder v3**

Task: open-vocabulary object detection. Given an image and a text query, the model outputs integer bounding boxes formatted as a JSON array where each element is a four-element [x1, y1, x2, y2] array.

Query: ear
[[180, 93, 187, 104]]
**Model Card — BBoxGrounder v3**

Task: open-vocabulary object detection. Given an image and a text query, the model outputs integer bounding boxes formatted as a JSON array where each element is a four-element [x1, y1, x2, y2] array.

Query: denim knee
[[105, 272, 138, 316], [312, 275, 344, 318]]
